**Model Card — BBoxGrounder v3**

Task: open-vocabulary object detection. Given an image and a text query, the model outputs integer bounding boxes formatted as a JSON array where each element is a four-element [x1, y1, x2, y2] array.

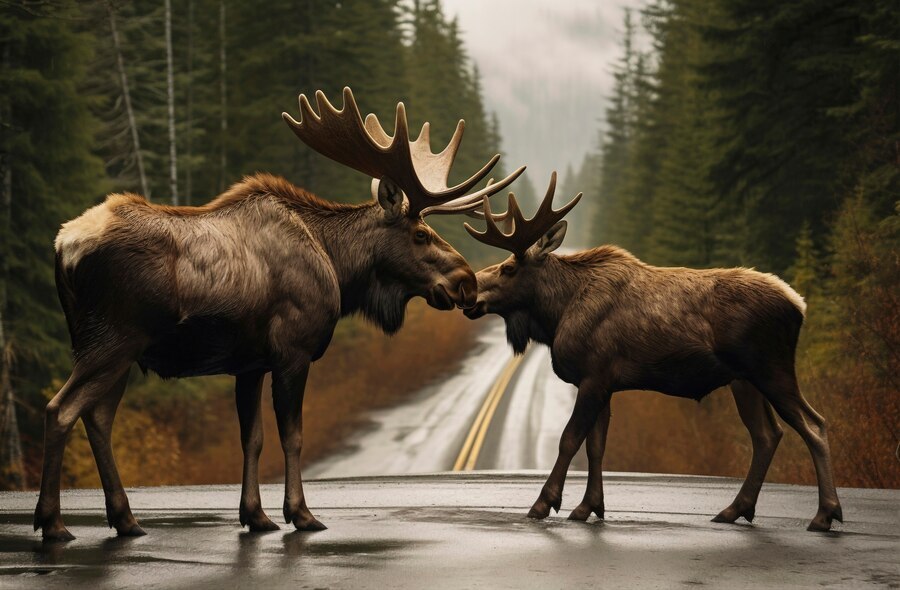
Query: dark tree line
[[571, 0, 898, 486], [579, 0, 897, 272], [0, 0, 506, 488]]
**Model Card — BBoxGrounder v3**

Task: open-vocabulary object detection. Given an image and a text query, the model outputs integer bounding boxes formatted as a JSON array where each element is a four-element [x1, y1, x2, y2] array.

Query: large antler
[[282, 87, 525, 217], [464, 172, 582, 257]]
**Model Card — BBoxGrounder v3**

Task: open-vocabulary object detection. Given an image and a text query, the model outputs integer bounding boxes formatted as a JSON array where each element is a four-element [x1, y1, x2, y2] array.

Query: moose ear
[[376, 177, 405, 221], [533, 220, 567, 261]]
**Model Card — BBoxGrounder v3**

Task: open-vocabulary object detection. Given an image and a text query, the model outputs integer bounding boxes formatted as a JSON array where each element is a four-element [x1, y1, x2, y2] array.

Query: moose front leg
[[528, 379, 608, 520], [236, 369, 279, 532], [568, 402, 611, 522], [271, 360, 326, 531]]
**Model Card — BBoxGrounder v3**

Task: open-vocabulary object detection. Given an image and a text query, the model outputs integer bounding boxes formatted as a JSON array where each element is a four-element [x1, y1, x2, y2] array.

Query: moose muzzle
[[462, 298, 488, 319], [429, 268, 477, 310]]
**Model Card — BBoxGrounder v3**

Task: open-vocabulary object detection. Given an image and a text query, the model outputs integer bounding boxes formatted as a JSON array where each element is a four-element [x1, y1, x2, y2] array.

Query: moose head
[[283, 88, 526, 327], [463, 172, 581, 350]]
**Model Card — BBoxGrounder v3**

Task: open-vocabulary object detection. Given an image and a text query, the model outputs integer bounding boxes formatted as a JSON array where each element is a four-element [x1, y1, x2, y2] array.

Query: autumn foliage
[[41, 301, 476, 488]]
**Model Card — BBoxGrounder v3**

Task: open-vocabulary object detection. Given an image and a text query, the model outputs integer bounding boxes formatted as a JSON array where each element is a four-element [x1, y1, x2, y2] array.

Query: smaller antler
[[464, 172, 582, 257]]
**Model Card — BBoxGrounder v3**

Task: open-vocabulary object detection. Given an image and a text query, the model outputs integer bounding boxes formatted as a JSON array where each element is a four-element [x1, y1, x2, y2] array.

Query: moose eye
[[500, 263, 516, 276], [414, 229, 428, 243]]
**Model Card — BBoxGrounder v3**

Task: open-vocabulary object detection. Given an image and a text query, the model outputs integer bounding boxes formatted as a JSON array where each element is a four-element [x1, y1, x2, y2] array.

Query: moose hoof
[[527, 507, 548, 520], [241, 506, 280, 532], [116, 523, 147, 537], [712, 503, 755, 524], [284, 504, 327, 532], [807, 505, 843, 532], [108, 508, 144, 536], [568, 502, 604, 522], [249, 517, 280, 533], [293, 517, 327, 532], [42, 525, 76, 542], [527, 494, 560, 520], [35, 510, 75, 542]]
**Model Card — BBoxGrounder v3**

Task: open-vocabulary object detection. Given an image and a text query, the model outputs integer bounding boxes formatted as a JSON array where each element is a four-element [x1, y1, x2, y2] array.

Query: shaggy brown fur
[[38, 173, 477, 541], [466, 239, 843, 532]]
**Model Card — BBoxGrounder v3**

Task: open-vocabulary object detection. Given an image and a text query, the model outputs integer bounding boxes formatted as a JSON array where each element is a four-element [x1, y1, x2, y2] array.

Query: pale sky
[[441, 0, 645, 193]]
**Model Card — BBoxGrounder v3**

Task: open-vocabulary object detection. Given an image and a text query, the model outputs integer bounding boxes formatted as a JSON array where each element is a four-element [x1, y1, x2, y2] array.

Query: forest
[[0, 0, 502, 489], [562, 0, 898, 487], [0, 0, 897, 491]]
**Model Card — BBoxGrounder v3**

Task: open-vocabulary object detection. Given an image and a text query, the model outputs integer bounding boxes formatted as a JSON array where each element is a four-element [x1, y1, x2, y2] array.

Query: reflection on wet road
[[1, 475, 897, 589]]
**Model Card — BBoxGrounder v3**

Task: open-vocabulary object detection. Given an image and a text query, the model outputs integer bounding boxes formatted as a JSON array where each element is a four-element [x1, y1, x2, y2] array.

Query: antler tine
[[284, 87, 382, 179], [465, 178, 496, 220], [433, 119, 465, 178], [464, 172, 583, 257], [393, 101, 412, 152], [363, 114, 392, 149], [283, 87, 525, 218], [416, 121, 431, 146], [463, 196, 520, 251], [421, 165, 526, 216]]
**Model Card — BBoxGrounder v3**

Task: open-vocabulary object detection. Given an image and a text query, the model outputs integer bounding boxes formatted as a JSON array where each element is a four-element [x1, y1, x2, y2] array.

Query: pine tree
[[789, 221, 819, 299], [700, 0, 870, 272], [0, 0, 104, 488], [592, 8, 647, 252]]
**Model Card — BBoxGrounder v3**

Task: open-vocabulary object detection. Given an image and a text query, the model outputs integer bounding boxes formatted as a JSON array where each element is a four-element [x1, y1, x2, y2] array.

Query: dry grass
[[602, 366, 898, 489], [55, 301, 478, 488]]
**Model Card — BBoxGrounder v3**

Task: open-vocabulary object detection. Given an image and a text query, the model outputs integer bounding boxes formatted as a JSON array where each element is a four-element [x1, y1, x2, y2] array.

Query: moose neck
[[528, 255, 589, 342], [300, 203, 379, 305], [297, 202, 411, 333]]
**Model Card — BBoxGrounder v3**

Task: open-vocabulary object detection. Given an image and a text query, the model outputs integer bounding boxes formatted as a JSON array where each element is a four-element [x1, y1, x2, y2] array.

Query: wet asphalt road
[[1, 473, 898, 589], [307, 320, 583, 479]]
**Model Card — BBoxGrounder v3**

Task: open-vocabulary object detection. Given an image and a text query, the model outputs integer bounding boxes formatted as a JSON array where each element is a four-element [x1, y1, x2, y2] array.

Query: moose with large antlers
[[463, 173, 843, 532], [38, 88, 523, 540]]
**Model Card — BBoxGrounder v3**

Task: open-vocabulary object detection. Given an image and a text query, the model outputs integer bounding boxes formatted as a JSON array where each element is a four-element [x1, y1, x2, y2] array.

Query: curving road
[[306, 320, 583, 479]]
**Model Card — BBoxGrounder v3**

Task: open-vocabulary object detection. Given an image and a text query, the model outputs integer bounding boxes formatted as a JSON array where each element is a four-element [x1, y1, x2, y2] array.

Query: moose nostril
[[456, 276, 477, 308]]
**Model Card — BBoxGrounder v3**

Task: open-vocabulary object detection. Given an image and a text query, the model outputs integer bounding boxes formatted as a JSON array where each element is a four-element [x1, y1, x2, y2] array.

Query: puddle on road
[[139, 514, 232, 528], [395, 506, 594, 532], [279, 534, 424, 567]]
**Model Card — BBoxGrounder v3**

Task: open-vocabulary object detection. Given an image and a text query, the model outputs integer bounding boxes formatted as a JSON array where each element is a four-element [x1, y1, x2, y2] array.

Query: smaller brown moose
[[463, 173, 842, 532]]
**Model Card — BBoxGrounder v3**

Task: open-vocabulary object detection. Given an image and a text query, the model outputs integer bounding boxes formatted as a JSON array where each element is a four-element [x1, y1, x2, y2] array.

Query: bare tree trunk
[[218, 1, 227, 193], [165, 0, 178, 205], [0, 43, 25, 490], [107, 1, 149, 198], [185, 0, 194, 204]]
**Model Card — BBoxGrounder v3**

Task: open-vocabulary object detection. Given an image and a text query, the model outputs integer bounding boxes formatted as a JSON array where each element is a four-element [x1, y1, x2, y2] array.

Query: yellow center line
[[452, 352, 526, 471]]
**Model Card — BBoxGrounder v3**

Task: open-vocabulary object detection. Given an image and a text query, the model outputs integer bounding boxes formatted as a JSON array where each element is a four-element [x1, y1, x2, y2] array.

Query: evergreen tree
[[0, 0, 104, 487], [592, 8, 644, 250], [789, 221, 819, 299]]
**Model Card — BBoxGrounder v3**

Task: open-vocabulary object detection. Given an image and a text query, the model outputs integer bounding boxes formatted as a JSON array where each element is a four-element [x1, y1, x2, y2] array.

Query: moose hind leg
[[713, 380, 783, 525], [236, 369, 279, 532], [272, 360, 325, 531], [83, 369, 145, 536], [35, 360, 132, 541], [568, 403, 611, 522], [754, 371, 843, 531]]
